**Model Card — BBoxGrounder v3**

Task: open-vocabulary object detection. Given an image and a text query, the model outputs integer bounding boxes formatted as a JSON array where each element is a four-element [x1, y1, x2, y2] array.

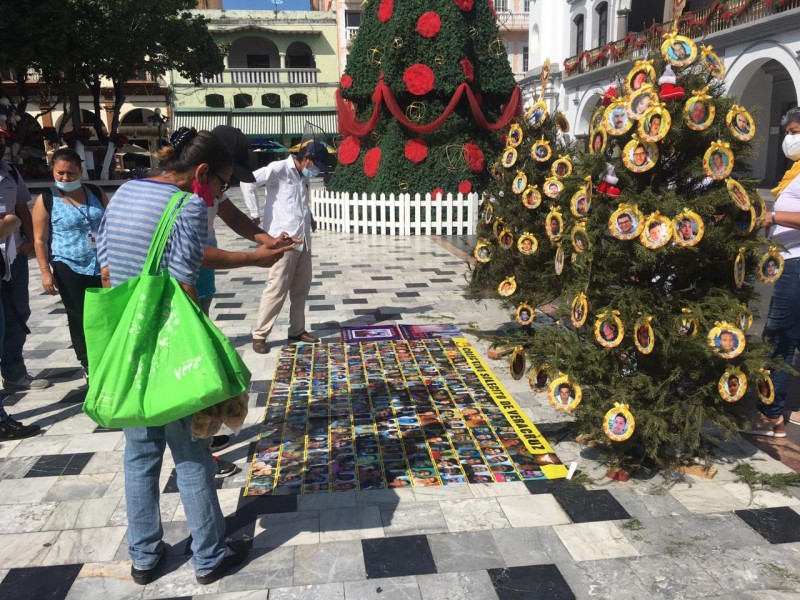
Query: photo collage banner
[[244, 338, 567, 496]]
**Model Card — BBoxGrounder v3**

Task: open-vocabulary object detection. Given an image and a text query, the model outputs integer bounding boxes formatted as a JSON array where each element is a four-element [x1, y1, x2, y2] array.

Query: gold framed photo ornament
[[554, 244, 565, 275], [571, 224, 590, 254], [521, 185, 542, 209], [589, 127, 607, 155], [548, 374, 582, 411], [529, 364, 550, 390], [733, 247, 746, 289], [511, 171, 528, 194], [609, 203, 645, 241], [473, 240, 492, 263], [707, 322, 746, 359], [626, 60, 656, 93], [517, 233, 538, 256], [498, 229, 515, 249], [551, 156, 573, 179], [509, 346, 526, 380], [498, 276, 517, 297], [594, 311, 625, 348], [516, 303, 535, 326], [603, 404, 635, 442], [757, 248, 784, 284], [684, 89, 715, 131], [570, 189, 591, 218], [718, 368, 747, 403], [526, 100, 548, 128], [543, 177, 563, 199], [507, 123, 523, 147], [532, 139, 553, 162], [633, 316, 655, 355], [661, 33, 698, 68], [623, 137, 659, 173], [501, 147, 518, 168], [700, 44, 726, 80], [627, 84, 659, 121], [726, 179, 751, 210], [703, 141, 734, 180], [638, 105, 671, 143], [755, 370, 775, 405], [672, 209, 704, 247], [640, 212, 673, 250], [571, 292, 588, 328], [604, 99, 633, 136], [726, 105, 755, 142]]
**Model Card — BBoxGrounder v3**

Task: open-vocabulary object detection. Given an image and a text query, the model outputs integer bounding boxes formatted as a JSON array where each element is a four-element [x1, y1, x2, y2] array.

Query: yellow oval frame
[[552, 157, 573, 179], [638, 105, 671, 143], [509, 346, 526, 380], [684, 95, 716, 131], [757, 249, 785, 284], [640, 213, 673, 250], [603, 405, 635, 442], [545, 209, 564, 242], [571, 224, 590, 254], [543, 177, 563, 199], [626, 85, 659, 121], [633, 317, 655, 355], [508, 123, 524, 148], [498, 228, 515, 249], [526, 100, 548, 129], [734, 206, 757, 236], [521, 185, 542, 209], [718, 368, 747, 403], [554, 244, 565, 276], [571, 293, 588, 328], [517, 233, 538, 256], [703, 143, 734, 180], [492, 217, 504, 238], [661, 33, 698, 68], [570, 188, 591, 218], [483, 202, 494, 225], [512, 171, 528, 195], [473, 240, 492, 263], [726, 179, 751, 210], [738, 311, 754, 332], [672, 210, 705, 247], [609, 204, 645, 241], [516, 303, 535, 326], [532, 140, 553, 163], [501, 146, 518, 169], [498, 276, 517, 298], [594, 313, 625, 349], [589, 127, 607, 155], [701, 45, 726, 79], [548, 374, 582, 412], [755, 372, 775, 405], [734, 247, 746, 289], [626, 61, 657, 93], [529, 364, 550, 390], [604, 99, 633, 136], [623, 138, 659, 173], [707, 322, 746, 359], [726, 106, 756, 142]]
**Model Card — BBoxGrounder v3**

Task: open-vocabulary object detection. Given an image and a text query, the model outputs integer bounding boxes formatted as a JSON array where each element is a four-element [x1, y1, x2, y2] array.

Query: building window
[[494, 0, 508, 12], [345, 11, 361, 27], [233, 93, 253, 109], [524, 0, 532, 11], [597, 2, 608, 47], [290, 93, 308, 108], [287, 42, 315, 69], [205, 94, 224, 108], [522, 45, 528, 73], [574, 15, 584, 55], [247, 55, 270, 69], [262, 93, 281, 108]]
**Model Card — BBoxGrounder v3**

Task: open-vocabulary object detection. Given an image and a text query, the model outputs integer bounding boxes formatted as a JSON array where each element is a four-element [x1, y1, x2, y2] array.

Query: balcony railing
[[563, 0, 800, 78], [496, 11, 529, 30], [345, 26, 358, 40], [199, 68, 319, 86]]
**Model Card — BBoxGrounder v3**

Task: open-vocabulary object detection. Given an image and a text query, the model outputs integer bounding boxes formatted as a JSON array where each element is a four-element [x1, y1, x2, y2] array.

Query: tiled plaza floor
[[1, 190, 800, 599]]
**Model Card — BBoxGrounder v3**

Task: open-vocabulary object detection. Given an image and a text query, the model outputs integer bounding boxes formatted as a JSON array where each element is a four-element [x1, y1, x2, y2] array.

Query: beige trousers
[[252, 248, 312, 340]]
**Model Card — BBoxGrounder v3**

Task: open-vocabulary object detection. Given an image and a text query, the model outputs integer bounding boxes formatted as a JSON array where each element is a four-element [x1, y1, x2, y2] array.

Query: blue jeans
[[124, 416, 227, 574], [0, 253, 31, 381], [762, 258, 800, 419]]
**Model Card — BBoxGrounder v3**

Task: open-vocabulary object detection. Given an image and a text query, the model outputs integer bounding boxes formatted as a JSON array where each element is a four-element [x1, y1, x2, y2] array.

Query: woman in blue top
[[32, 148, 108, 378]]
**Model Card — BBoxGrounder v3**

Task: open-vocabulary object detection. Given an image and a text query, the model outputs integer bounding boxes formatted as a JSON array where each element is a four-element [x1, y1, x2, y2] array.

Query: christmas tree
[[327, 0, 519, 196], [469, 35, 778, 469]]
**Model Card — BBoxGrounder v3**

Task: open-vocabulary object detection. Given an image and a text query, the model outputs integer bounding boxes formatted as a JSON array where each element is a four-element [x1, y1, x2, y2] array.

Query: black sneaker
[[0, 417, 41, 441], [208, 435, 230, 452], [213, 456, 238, 478], [196, 539, 249, 585], [130, 547, 166, 585]]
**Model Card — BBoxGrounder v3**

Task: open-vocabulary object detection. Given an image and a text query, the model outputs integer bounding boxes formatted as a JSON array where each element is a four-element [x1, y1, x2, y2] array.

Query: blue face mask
[[55, 180, 82, 193], [302, 165, 320, 178]]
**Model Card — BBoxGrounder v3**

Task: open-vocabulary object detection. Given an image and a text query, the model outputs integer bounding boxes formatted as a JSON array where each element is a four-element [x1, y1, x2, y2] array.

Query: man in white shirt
[[243, 143, 328, 353]]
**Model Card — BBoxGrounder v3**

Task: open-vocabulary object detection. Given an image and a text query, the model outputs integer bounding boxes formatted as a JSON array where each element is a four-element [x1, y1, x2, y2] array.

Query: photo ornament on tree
[[571, 292, 588, 328], [609, 203, 645, 241], [638, 105, 671, 143], [594, 311, 625, 349], [718, 368, 747, 403], [507, 123, 523, 147], [483, 201, 494, 225], [661, 32, 698, 68], [532, 139, 553, 163], [757, 248, 784, 284], [516, 302, 535, 326], [543, 177, 563, 199], [604, 99, 633, 136], [551, 156, 573, 179], [755, 370, 775, 405], [726, 105, 755, 142], [571, 188, 591, 218], [548, 374, 582, 411], [526, 100, 548, 128], [734, 247, 746, 288], [473, 240, 492, 263], [726, 179, 751, 210], [703, 141, 734, 180], [571, 224, 590, 253], [509, 346, 526, 380], [530, 364, 549, 391], [626, 59, 656, 93], [522, 185, 542, 209], [517, 233, 538, 256], [633, 316, 655, 355], [589, 127, 607, 155], [623, 137, 659, 173], [626, 84, 658, 121], [640, 212, 673, 250], [707, 322, 746, 359], [501, 147, 518, 169], [498, 276, 517, 298], [512, 171, 528, 195], [677, 309, 699, 337], [672, 209, 704, 247], [603, 404, 635, 442], [498, 229, 514, 249], [545, 207, 564, 242], [684, 89, 715, 131], [700, 44, 726, 79], [554, 244, 565, 276]]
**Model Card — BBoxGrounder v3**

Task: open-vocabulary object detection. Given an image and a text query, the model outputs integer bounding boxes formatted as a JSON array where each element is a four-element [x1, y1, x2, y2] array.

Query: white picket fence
[[311, 188, 480, 235]]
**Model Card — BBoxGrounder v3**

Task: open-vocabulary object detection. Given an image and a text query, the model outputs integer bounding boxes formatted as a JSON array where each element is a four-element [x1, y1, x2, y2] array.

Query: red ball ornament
[[458, 180, 473, 195], [460, 58, 474, 83], [417, 12, 441, 38], [432, 187, 445, 201], [403, 63, 435, 96], [463, 142, 485, 173], [364, 147, 381, 178], [404, 138, 428, 163], [339, 75, 353, 89], [338, 136, 361, 165], [453, 0, 474, 11], [378, 0, 394, 23]]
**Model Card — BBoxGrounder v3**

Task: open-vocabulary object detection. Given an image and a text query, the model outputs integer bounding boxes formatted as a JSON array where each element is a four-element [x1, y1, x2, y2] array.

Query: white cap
[[659, 64, 677, 85]]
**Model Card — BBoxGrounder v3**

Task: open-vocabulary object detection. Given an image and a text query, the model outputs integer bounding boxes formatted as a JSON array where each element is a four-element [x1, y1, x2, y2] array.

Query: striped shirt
[[97, 179, 207, 287]]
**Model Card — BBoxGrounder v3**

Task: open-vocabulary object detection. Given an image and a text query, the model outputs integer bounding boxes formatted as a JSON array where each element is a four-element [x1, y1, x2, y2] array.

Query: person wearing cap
[[243, 141, 328, 353], [0, 125, 51, 401]]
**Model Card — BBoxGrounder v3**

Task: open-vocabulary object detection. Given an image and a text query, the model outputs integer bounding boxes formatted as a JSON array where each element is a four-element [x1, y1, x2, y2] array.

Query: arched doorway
[[286, 42, 316, 69]]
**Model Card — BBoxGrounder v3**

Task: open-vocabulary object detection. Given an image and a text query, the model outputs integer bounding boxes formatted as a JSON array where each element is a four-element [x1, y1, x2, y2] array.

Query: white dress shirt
[[241, 157, 312, 252], [772, 172, 800, 260]]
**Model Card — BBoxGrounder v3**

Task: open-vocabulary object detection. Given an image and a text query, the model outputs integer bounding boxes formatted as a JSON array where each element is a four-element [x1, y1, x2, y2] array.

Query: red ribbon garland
[[337, 79, 521, 137]]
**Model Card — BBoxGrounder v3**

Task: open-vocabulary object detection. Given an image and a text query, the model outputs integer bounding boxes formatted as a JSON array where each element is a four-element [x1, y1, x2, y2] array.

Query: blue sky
[[224, 0, 311, 11]]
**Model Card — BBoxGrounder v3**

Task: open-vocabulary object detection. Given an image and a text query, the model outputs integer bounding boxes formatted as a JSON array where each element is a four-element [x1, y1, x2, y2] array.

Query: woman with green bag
[[95, 127, 249, 586]]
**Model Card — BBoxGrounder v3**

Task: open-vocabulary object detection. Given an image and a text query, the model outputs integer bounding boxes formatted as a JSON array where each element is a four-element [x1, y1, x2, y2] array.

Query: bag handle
[[142, 191, 192, 276]]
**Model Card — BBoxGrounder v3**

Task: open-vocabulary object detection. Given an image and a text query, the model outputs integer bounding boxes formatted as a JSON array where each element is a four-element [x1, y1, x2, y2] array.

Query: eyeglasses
[[211, 172, 230, 193]]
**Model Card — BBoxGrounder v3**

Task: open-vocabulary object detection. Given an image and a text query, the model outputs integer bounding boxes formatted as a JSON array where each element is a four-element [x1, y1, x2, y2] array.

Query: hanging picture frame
[[516, 303, 535, 326], [473, 240, 492, 263], [525, 99, 548, 128], [726, 105, 756, 142], [532, 138, 553, 162], [554, 244, 565, 276], [623, 136, 659, 173], [501, 146, 518, 169], [633, 316, 655, 355], [755, 369, 775, 405], [554, 111, 570, 132], [551, 156, 573, 179], [603, 403, 635, 442], [726, 179, 751, 210], [707, 321, 746, 359], [492, 217, 505, 238], [757, 247, 785, 284], [672, 209, 704, 247], [700, 44, 726, 80], [734, 246, 746, 289], [677, 308, 699, 337], [638, 104, 671, 143], [571, 223, 590, 254], [661, 32, 698, 68], [509, 346, 526, 380], [498, 276, 517, 297], [517, 232, 538, 256], [626, 84, 659, 121], [718, 368, 747, 403], [507, 123, 523, 148], [594, 311, 625, 348], [735, 206, 756, 236], [545, 207, 563, 242], [521, 185, 542, 209], [738, 309, 754, 332], [529, 364, 550, 390], [604, 98, 633, 136], [498, 229, 515, 249], [571, 292, 588, 328], [589, 127, 607, 155], [626, 59, 657, 93], [483, 201, 494, 225], [703, 141, 734, 180], [640, 212, 673, 250], [609, 203, 645, 241], [684, 88, 715, 131], [548, 373, 582, 411], [543, 177, 563, 199], [512, 171, 528, 195], [570, 188, 591, 218]]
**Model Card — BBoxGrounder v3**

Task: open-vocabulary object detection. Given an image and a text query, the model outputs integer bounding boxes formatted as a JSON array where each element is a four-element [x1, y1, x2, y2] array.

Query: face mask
[[191, 179, 214, 207], [55, 180, 82, 193], [302, 165, 320, 178], [783, 134, 800, 161]]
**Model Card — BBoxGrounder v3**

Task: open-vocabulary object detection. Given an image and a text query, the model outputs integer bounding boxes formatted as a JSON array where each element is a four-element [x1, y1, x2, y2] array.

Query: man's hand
[[251, 243, 293, 268], [0, 212, 21, 238], [268, 232, 300, 250]]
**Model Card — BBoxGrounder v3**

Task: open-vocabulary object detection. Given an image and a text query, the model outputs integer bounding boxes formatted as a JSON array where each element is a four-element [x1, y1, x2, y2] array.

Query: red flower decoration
[[338, 136, 361, 165], [460, 58, 474, 83], [340, 75, 353, 89], [602, 85, 617, 106], [458, 180, 473, 195], [404, 138, 428, 163], [378, 0, 394, 23], [463, 142, 485, 173], [432, 188, 445, 201], [453, 0, 474, 11], [417, 12, 441, 38], [364, 147, 381, 178], [403, 63, 435, 96]]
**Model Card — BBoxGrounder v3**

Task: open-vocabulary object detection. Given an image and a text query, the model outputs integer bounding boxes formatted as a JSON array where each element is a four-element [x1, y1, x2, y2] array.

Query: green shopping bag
[[82, 191, 251, 428]]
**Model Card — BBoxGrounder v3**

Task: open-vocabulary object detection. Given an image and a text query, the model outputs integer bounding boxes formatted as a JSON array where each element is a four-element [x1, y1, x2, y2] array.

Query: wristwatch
[[771, 211, 777, 225]]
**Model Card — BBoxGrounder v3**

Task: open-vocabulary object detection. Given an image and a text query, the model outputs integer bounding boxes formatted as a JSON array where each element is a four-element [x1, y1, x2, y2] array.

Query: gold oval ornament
[[703, 141, 734, 181], [594, 311, 625, 349], [531, 139, 553, 163], [726, 105, 756, 142], [626, 60, 657, 93], [604, 99, 633, 136], [511, 171, 528, 195], [473, 240, 492, 263], [609, 203, 645, 241], [638, 105, 671, 143], [726, 179, 751, 210], [507, 123, 523, 148], [509, 346, 526, 380], [501, 147, 518, 169], [640, 212, 673, 250], [677, 308, 699, 337], [700, 44, 726, 80], [551, 156, 573, 179], [718, 368, 747, 403], [673, 209, 705, 247], [604, 404, 635, 442], [545, 208, 564, 242], [570, 188, 591, 218], [517, 233, 538, 256], [498, 229, 515, 249], [623, 137, 659, 173], [684, 88, 715, 131], [633, 316, 655, 355], [755, 369, 775, 405], [554, 244, 565, 276], [521, 185, 542, 209], [734, 247, 746, 289], [571, 292, 588, 328], [707, 321, 746, 359], [626, 84, 659, 121], [757, 247, 784, 284], [571, 224, 590, 254], [661, 32, 698, 68], [498, 276, 517, 298], [530, 364, 550, 390], [549, 373, 582, 411], [526, 100, 548, 129], [589, 127, 607, 155], [516, 303, 534, 326], [543, 177, 563, 199]]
